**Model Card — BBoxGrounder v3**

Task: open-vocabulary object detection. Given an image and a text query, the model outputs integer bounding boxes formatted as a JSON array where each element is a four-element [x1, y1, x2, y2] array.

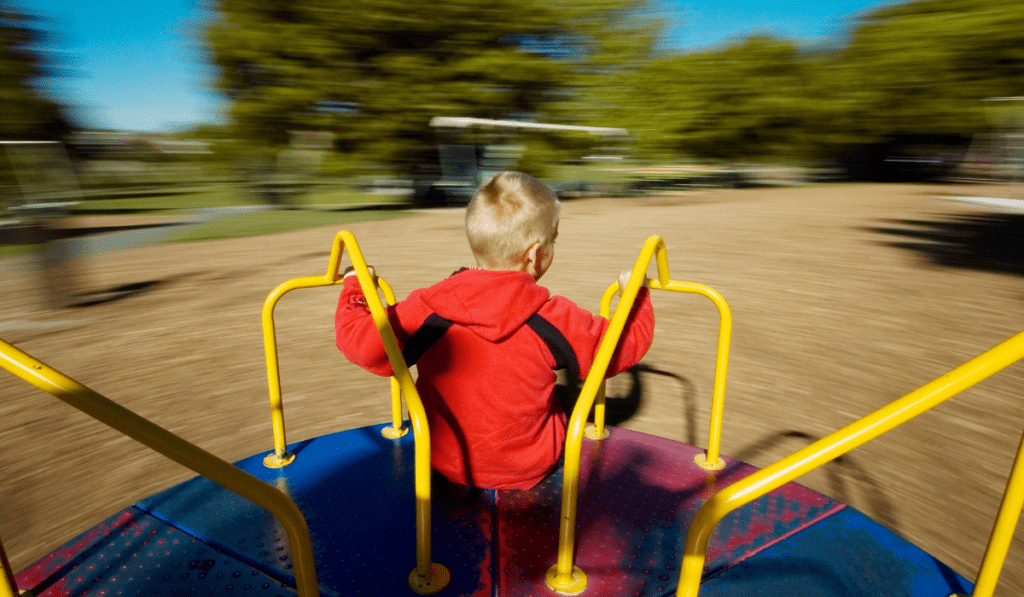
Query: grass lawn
[[75, 184, 251, 212], [73, 182, 396, 213], [1, 207, 407, 259], [0, 243, 37, 259], [1, 179, 414, 259], [160, 207, 408, 244], [0, 207, 409, 259]]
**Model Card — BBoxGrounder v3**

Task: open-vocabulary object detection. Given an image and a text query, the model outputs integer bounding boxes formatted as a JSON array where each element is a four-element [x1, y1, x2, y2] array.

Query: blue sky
[[19, 0, 894, 133]]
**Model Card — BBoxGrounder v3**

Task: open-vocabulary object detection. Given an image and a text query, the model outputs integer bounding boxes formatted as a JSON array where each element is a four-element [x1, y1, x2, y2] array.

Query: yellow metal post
[[547, 235, 671, 594], [376, 279, 409, 440], [261, 230, 357, 466], [258, 230, 443, 591], [0, 338, 320, 597], [585, 282, 625, 442], [1, 534, 20, 597], [381, 377, 409, 439], [675, 330, 1024, 597], [650, 280, 731, 470], [595, 276, 732, 466], [969, 425, 1024, 597], [261, 252, 405, 465], [262, 275, 329, 467], [583, 382, 610, 440], [330, 232, 449, 594]]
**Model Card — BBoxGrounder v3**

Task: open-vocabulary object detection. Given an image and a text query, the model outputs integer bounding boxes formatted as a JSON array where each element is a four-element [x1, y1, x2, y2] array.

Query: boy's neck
[[472, 245, 548, 281], [470, 260, 540, 279]]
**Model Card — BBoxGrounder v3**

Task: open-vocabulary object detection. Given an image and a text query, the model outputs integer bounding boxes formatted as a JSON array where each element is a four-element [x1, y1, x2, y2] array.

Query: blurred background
[[1, 0, 1022, 231], [3, 0, 1024, 592]]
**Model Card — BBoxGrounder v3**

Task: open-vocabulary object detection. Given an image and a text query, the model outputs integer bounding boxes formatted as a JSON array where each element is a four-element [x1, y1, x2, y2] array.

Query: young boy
[[335, 171, 654, 490]]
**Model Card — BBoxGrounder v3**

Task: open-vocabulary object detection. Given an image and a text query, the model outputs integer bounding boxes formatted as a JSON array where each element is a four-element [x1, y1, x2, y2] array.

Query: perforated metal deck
[[16, 423, 973, 596]]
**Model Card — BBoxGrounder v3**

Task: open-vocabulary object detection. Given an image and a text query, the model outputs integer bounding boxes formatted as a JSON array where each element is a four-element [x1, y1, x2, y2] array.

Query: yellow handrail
[[970, 425, 1024, 597], [314, 230, 449, 594], [1, 534, 18, 597], [546, 234, 670, 594], [595, 279, 732, 470], [0, 338, 320, 597], [676, 329, 1024, 597], [261, 256, 402, 467]]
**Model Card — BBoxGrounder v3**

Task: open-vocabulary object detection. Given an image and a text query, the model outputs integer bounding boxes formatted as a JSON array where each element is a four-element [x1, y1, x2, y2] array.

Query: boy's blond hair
[[465, 171, 561, 267]]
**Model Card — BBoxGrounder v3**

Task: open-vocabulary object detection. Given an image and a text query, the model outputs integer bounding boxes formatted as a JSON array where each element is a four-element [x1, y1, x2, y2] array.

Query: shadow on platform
[[732, 430, 898, 531], [555, 363, 700, 445]]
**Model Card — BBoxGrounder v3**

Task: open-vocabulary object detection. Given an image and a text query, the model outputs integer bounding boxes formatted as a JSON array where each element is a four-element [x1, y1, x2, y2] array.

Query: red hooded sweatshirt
[[335, 268, 654, 489]]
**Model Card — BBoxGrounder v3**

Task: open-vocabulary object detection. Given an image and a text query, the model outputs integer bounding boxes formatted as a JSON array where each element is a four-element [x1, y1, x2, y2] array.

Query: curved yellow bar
[[594, 278, 732, 468], [1, 534, 18, 597], [376, 278, 408, 439], [261, 226, 362, 464], [547, 235, 668, 593], [261, 254, 404, 462], [675, 330, 1024, 597], [586, 282, 623, 440], [381, 377, 410, 439], [972, 424, 1024, 597], [599, 281, 620, 319], [0, 338, 320, 597], [650, 280, 731, 469], [260, 230, 444, 591], [330, 231, 448, 593], [262, 275, 335, 466]]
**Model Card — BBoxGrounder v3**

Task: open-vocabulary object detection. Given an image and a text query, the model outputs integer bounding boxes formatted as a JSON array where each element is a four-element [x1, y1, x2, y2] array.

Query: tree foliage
[[809, 0, 1024, 148], [0, 2, 70, 141], [206, 0, 1024, 174], [205, 0, 656, 178], [621, 36, 811, 160], [614, 0, 1024, 165]]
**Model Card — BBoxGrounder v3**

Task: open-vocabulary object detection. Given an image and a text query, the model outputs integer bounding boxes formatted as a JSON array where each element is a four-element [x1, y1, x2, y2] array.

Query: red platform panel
[[496, 426, 843, 596]]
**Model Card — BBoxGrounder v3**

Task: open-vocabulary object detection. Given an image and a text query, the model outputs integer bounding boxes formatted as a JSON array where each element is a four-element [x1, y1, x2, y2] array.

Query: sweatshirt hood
[[418, 269, 550, 342]]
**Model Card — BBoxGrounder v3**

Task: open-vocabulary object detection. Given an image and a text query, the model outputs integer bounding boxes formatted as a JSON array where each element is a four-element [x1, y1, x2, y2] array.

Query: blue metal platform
[[16, 423, 973, 596]]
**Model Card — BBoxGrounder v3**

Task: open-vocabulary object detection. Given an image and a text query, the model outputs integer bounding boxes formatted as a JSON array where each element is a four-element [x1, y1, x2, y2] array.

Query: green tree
[[823, 0, 1024, 142], [205, 0, 656, 185], [621, 36, 812, 161], [0, 1, 71, 141], [606, 0, 1024, 171], [793, 0, 1024, 177]]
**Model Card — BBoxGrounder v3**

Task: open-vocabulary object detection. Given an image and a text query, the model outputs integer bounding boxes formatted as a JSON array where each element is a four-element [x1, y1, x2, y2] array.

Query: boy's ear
[[524, 241, 540, 274], [523, 242, 544, 278]]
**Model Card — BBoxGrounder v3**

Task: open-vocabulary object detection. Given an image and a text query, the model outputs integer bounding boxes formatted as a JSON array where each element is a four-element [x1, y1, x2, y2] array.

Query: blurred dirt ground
[[3, 183, 1024, 594]]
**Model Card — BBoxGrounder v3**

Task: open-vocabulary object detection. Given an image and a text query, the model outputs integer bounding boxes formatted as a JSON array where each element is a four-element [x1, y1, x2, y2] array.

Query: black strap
[[402, 313, 454, 366], [525, 314, 580, 383], [402, 312, 579, 383]]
